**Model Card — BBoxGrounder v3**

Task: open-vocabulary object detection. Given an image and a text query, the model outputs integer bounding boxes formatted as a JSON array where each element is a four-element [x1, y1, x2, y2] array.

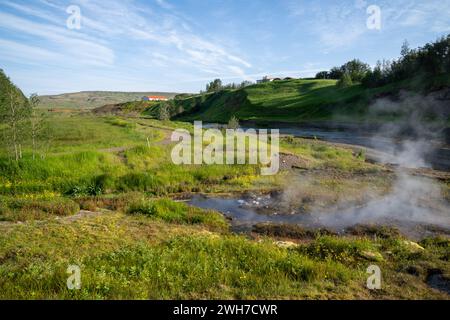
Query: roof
[[144, 95, 168, 99]]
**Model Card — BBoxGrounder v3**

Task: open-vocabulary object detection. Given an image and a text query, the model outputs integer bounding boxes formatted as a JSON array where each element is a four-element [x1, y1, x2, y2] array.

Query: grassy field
[[1, 209, 448, 299], [38, 91, 179, 110], [0, 113, 448, 299], [0, 113, 389, 221], [141, 74, 450, 124]]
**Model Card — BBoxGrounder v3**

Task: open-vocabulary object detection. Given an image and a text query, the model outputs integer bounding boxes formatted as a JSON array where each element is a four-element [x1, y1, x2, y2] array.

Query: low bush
[[253, 223, 336, 239], [76, 192, 143, 212], [0, 197, 79, 222], [298, 236, 378, 264], [126, 198, 228, 232], [345, 224, 401, 239]]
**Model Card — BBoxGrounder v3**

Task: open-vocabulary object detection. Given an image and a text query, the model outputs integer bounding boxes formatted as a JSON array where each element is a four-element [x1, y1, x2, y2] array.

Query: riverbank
[[0, 114, 448, 299], [204, 120, 450, 171]]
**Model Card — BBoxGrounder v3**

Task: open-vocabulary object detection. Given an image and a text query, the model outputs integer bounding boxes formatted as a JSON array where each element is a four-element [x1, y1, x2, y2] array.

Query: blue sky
[[0, 0, 449, 95]]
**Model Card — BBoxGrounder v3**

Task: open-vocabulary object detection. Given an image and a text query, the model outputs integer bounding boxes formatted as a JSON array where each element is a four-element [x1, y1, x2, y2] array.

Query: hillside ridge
[[143, 75, 450, 124], [38, 90, 181, 110]]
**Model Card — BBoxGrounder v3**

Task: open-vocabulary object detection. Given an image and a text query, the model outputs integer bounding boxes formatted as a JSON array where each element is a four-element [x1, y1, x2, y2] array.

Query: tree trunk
[[12, 117, 18, 161], [9, 90, 19, 161], [32, 125, 36, 160]]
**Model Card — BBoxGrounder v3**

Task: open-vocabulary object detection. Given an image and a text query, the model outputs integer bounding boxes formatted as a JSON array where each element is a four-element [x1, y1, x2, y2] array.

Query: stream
[[188, 193, 450, 239], [191, 123, 450, 239], [203, 122, 450, 171]]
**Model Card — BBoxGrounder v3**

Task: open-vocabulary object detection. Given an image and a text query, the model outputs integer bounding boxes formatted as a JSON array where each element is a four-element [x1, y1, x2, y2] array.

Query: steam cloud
[[285, 89, 450, 235]]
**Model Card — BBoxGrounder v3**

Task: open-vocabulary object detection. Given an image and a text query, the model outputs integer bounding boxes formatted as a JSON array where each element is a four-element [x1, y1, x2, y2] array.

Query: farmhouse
[[257, 76, 276, 84], [142, 95, 168, 101], [257, 76, 292, 83], [256, 75, 297, 83]]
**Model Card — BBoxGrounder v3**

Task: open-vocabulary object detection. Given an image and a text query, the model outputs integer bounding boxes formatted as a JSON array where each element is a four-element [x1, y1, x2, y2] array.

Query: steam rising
[[189, 90, 450, 238], [315, 171, 450, 231], [289, 89, 450, 234], [367, 90, 448, 168]]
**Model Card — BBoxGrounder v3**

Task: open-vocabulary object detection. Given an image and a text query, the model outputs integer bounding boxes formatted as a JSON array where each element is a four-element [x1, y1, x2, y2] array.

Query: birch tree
[[0, 69, 30, 161], [29, 93, 48, 159]]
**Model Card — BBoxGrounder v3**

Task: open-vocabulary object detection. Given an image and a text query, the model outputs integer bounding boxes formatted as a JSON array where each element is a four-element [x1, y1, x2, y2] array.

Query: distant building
[[257, 76, 274, 84], [256, 76, 286, 83], [142, 96, 168, 101]]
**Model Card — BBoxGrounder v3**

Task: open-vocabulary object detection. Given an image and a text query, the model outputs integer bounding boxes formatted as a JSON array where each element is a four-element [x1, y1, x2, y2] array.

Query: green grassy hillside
[[39, 91, 180, 110], [147, 75, 450, 124], [1, 113, 448, 299]]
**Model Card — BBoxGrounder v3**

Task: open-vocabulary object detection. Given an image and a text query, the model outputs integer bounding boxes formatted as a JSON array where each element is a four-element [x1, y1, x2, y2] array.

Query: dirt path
[[98, 146, 130, 153], [58, 210, 104, 222], [96, 122, 174, 163], [135, 121, 174, 145]]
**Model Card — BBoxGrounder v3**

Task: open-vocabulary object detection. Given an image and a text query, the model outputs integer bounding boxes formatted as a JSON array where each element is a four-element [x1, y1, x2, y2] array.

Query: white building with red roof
[[142, 95, 169, 101]]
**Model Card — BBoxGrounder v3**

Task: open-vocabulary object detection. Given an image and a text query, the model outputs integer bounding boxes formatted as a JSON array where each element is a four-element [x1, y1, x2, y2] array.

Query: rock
[[360, 250, 384, 262], [198, 230, 220, 239], [403, 240, 425, 252], [274, 241, 299, 249]]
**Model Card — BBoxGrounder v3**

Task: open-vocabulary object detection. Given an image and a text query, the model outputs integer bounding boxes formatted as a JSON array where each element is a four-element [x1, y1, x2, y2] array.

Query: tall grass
[[1, 210, 447, 299], [0, 221, 360, 299], [126, 198, 228, 232], [0, 115, 259, 196]]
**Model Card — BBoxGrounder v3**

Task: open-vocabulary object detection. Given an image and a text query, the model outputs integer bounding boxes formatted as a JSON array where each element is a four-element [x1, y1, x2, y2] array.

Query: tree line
[[315, 34, 450, 88], [204, 79, 254, 93], [0, 69, 48, 161]]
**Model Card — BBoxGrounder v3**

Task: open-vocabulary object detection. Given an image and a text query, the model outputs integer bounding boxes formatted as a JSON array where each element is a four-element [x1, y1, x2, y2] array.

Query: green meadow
[[38, 91, 179, 110], [1, 6, 449, 303], [145, 75, 450, 124], [0, 112, 448, 299]]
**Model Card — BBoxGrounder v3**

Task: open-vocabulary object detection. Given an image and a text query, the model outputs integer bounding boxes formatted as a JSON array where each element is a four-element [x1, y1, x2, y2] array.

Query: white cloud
[[284, 1, 372, 50], [155, 0, 173, 10], [383, 0, 450, 32], [0, 0, 253, 83], [2, 0, 62, 24], [0, 0, 256, 93], [62, 0, 251, 75], [286, 0, 450, 51], [0, 38, 63, 63], [399, 9, 428, 27], [432, 21, 450, 33], [0, 12, 115, 66], [227, 65, 253, 81]]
